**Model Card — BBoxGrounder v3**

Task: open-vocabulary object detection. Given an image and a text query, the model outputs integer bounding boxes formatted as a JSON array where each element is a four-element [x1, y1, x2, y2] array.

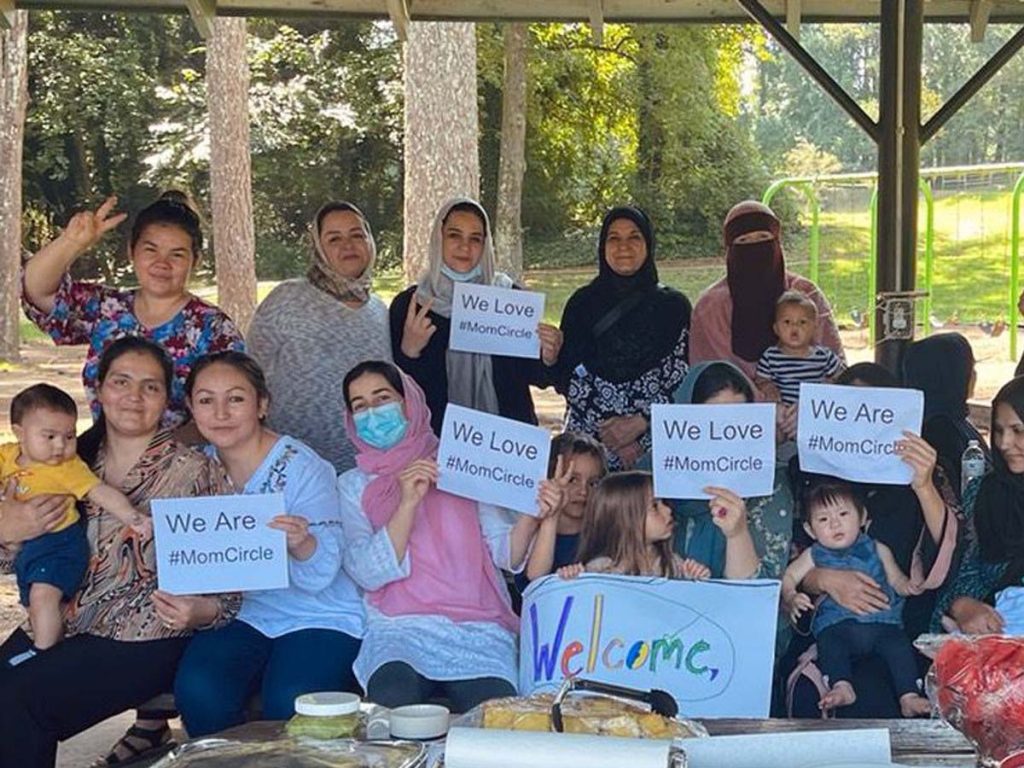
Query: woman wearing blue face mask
[[389, 198, 563, 435], [337, 360, 561, 711], [172, 351, 365, 737]]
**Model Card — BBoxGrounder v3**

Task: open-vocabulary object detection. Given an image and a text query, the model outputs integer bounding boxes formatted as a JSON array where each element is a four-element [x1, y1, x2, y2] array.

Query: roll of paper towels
[[443, 727, 675, 768]]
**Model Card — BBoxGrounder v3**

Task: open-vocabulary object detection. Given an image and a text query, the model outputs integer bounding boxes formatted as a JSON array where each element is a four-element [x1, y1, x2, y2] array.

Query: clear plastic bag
[[149, 737, 426, 768], [923, 634, 1024, 766]]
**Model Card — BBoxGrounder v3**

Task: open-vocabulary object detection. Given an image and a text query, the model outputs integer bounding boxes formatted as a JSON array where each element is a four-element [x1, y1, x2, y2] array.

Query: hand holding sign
[[537, 323, 563, 366], [401, 297, 436, 358], [269, 515, 314, 560], [896, 431, 938, 490], [705, 486, 749, 539]]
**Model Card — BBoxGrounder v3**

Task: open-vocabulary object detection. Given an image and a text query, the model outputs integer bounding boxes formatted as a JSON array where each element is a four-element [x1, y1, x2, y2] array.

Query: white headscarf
[[415, 197, 513, 415], [306, 201, 377, 305]]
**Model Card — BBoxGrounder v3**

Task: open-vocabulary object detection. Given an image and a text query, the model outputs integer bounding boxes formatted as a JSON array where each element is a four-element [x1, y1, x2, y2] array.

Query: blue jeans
[[174, 620, 361, 737]]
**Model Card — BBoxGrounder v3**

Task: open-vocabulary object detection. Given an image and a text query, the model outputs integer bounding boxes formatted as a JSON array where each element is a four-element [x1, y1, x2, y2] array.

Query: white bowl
[[387, 703, 451, 740]]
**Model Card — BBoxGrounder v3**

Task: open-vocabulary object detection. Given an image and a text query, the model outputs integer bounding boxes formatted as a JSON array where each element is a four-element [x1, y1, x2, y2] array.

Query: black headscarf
[[973, 376, 1024, 589], [558, 206, 690, 384], [901, 332, 988, 495]]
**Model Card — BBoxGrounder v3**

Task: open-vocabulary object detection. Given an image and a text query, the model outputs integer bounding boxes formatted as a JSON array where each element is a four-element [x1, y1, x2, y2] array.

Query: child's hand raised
[[704, 486, 749, 539], [536, 478, 565, 521], [398, 459, 438, 509], [679, 558, 711, 580], [557, 563, 586, 580], [787, 592, 814, 623]]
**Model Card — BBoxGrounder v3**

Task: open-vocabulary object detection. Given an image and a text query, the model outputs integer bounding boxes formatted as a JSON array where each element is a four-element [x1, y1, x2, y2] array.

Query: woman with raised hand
[[248, 201, 391, 473], [21, 192, 245, 431], [172, 351, 364, 737], [338, 360, 561, 712], [0, 337, 235, 768], [390, 197, 562, 435], [554, 206, 691, 470]]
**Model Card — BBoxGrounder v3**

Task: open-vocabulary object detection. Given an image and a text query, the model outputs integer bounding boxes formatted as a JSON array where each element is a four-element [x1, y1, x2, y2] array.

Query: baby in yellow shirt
[[2, 384, 150, 661]]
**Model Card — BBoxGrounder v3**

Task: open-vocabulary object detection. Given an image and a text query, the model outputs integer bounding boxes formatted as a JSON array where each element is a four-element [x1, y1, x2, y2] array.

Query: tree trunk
[[402, 21, 480, 282], [207, 16, 256, 333], [0, 11, 28, 362], [494, 23, 528, 281]]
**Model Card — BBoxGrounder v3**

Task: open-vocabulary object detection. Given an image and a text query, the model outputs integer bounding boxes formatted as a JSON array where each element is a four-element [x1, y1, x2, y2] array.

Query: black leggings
[[0, 628, 187, 768], [366, 661, 515, 714], [816, 620, 921, 698]]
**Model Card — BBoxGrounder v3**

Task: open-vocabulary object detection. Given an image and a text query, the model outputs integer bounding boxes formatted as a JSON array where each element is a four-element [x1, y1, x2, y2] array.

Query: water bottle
[[961, 439, 986, 492]]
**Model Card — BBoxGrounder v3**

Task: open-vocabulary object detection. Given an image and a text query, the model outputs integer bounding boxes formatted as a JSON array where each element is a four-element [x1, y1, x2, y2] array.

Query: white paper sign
[[520, 574, 781, 717], [797, 383, 923, 485], [437, 404, 551, 515], [651, 403, 776, 500], [152, 494, 289, 595], [449, 283, 545, 359]]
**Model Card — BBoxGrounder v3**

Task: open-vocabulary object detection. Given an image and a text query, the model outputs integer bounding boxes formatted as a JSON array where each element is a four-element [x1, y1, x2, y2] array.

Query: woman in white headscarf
[[390, 197, 562, 434], [248, 201, 392, 472]]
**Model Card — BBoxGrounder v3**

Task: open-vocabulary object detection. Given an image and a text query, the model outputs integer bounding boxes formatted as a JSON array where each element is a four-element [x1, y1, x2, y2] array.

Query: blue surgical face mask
[[440, 262, 483, 282], [353, 401, 408, 450]]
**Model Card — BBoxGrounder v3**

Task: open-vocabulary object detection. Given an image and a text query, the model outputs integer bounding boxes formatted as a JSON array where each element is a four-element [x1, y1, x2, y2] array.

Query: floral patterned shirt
[[22, 273, 245, 428]]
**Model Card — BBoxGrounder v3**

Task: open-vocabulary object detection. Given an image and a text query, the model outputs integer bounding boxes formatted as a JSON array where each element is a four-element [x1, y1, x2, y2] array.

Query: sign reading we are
[[520, 574, 781, 717], [797, 383, 923, 485], [449, 283, 546, 359], [152, 493, 289, 595]]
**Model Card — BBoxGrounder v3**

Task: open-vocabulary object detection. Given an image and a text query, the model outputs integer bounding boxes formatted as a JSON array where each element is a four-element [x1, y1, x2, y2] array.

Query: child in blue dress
[[782, 477, 931, 717]]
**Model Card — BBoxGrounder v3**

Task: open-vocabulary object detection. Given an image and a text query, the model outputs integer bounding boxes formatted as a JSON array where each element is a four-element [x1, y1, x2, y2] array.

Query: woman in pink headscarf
[[690, 201, 844, 383], [336, 360, 561, 712]]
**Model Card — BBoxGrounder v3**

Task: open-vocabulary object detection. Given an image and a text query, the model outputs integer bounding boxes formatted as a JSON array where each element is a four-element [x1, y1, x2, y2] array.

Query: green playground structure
[[763, 162, 1024, 358]]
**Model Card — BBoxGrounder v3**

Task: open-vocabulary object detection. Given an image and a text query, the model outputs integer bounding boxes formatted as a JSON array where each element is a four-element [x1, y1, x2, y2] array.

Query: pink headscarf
[[345, 367, 518, 633]]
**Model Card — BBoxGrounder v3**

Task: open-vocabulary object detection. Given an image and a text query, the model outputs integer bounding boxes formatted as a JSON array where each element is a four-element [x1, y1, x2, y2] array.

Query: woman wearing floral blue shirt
[[172, 352, 364, 736]]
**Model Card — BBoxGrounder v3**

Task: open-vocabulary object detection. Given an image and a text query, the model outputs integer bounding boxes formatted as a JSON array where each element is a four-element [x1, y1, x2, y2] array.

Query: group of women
[[0, 190, 1019, 768]]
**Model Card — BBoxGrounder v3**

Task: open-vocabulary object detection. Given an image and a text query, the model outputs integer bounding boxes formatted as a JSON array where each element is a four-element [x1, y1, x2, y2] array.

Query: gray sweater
[[248, 278, 392, 473]]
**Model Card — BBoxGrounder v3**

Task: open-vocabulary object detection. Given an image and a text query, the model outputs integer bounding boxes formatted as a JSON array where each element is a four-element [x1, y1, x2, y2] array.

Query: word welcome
[[438, 405, 550, 514], [450, 283, 545, 359], [798, 383, 923, 485], [652, 403, 776, 499], [152, 493, 289, 595], [520, 575, 780, 717]]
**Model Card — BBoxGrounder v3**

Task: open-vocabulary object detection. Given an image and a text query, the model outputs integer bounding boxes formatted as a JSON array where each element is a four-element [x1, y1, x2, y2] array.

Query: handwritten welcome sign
[[797, 383, 923, 485], [437, 404, 551, 515], [152, 493, 289, 595], [651, 403, 776, 500], [450, 283, 545, 359], [520, 575, 781, 717]]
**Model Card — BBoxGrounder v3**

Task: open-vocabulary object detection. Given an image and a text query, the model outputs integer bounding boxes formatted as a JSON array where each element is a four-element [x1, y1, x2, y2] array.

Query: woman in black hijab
[[933, 375, 1024, 635], [901, 332, 989, 497], [554, 206, 690, 470]]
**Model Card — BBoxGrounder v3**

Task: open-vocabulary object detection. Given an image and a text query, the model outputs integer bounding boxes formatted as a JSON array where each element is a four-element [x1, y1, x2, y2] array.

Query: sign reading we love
[[449, 283, 545, 359]]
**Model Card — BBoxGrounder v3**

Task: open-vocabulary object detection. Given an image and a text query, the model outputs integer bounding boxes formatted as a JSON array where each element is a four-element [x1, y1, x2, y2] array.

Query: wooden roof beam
[[970, 0, 993, 41], [787, 0, 802, 39], [185, 0, 215, 38], [590, 0, 604, 46], [1, 0, 15, 29], [386, 0, 408, 41]]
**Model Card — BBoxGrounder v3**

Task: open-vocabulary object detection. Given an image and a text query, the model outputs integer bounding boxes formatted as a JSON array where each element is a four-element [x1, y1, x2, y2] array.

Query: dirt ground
[[0, 326, 1012, 764]]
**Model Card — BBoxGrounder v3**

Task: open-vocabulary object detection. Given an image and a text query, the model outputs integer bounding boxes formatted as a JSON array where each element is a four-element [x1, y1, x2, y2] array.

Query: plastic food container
[[285, 692, 362, 740]]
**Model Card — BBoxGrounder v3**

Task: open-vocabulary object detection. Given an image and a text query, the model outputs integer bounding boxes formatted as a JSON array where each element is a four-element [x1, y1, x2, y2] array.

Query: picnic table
[[208, 717, 977, 767]]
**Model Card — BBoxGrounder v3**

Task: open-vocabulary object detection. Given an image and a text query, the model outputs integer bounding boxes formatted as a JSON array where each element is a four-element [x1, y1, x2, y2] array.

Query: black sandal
[[90, 723, 174, 767]]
